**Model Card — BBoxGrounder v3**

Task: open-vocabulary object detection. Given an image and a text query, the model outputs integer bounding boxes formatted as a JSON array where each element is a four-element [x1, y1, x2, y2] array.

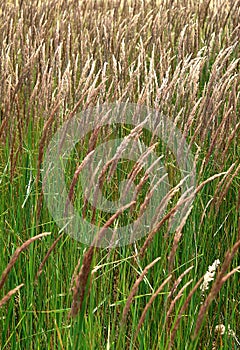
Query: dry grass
[[0, 0, 239, 348]]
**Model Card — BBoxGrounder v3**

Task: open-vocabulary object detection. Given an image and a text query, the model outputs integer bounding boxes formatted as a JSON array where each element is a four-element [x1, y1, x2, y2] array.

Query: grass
[[0, 0, 239, 349]]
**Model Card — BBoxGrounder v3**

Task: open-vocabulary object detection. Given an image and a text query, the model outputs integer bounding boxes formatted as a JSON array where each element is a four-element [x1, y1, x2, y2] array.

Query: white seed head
[[215, 324, 225, 335], [200, 259, 220, 292]]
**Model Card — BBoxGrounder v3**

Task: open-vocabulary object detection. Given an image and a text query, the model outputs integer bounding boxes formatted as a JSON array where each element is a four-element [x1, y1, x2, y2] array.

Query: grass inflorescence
[[0, 0, 239, 349]]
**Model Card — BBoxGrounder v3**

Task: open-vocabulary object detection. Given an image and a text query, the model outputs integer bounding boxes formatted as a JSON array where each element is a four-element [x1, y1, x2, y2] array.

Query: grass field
[[0, 0, 239, 349]]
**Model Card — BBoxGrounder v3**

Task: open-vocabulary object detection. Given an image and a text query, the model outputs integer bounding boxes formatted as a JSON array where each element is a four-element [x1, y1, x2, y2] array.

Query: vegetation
[[0, 0, 239, 349]]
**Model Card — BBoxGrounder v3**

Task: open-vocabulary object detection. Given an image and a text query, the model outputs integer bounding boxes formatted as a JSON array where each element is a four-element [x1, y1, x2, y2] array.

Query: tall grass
[[0, 0, 239, 349]]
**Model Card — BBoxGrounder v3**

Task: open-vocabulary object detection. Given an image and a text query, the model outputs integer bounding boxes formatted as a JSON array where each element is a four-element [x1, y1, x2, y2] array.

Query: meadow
[[0, 0, 239, 349]]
